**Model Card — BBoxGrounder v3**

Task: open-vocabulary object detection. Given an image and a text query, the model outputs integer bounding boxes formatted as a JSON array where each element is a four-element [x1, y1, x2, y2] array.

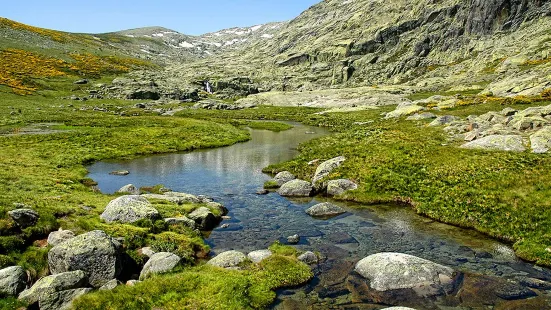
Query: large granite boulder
[[39, 287, 92, 310], [305, 202, 346, 218], [0, 266, 27, 296], [530, 127, 551, 153], [18, 270, 87, 305], [461, 135, 526, 152], [142, 192, 201, 205], [247, 250, 273, 263], [207, 251, 247, 269], [327, 179, 358, 196], [139, 252, 182, 280], [48, 230, 122, 288], [100, 195, 160, 224], [277, 179, 313, 197], [355, 253, 459, 298], [187, 207, 220, 230], [47, 230, 75, 247], [272, 171, 296, 187], [116, 184, 140, 195], [8, 208, 39, 228], [312, 156, 346, 185]]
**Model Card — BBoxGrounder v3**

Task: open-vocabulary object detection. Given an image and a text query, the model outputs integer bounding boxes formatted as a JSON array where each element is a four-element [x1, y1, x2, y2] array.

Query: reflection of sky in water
[[87, 123, 549, 278]]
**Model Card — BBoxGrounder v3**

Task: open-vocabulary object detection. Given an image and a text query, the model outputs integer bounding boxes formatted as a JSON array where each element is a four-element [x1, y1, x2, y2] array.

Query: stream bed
[[88, 122, 551, 309]]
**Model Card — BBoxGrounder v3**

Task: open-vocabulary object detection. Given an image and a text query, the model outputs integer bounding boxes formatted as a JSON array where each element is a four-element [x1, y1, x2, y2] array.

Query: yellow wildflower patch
[[0, 17, 70, 42]]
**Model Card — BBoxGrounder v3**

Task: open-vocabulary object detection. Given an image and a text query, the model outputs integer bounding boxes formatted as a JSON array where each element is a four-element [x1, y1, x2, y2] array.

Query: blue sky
[[2, 1, 320, 35]]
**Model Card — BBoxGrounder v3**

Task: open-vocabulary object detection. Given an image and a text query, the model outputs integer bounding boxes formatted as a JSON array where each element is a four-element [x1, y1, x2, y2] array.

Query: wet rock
[[327, 179, 358, 196], [277, 179, 313, 197], [461, 135, 526, 152], [109, 170, 129, 176], [207, 250, 247, 269], [298, 251, 319, 264], [256, 189, 269, 195], [100, 195, 160, 224], [0, 266, 27, 296], [47, 229, 75, 246], [406, 112, 436, 121], [220, 223, 230, 229], [206, 202, 228, 216], [116, 184, 140, 195], [187, 207, 220, 230], [272, 171, 296, 187], [48, 230, 122, 288], [248, 250, 273, 263], [139, 252, 181, 280], [18, 270, 87, 305], [39, 287, 92, 310], [519, 277, 551, 290], [312, 156, 346, 185], [355, 253, 459, 298], [305, 202, 346, 218], [164, 216, 196, 229], [494, 281, 537, 300], [8, 208, 39, 228], [99, 279, 121, 291], [287, 234, 300, 244], [457, 273, 536, 307]]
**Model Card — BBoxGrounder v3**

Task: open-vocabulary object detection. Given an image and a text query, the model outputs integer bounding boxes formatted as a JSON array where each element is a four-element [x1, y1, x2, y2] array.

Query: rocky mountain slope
[[167, 0, 551, 98]]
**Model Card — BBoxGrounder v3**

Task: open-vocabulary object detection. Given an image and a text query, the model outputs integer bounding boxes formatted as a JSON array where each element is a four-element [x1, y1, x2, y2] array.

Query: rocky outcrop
[[277, 179, 313, 197], [139, 252, 182, 280], [18, 270, 87, 305], [247, 250, 273, 263], [327, 179, 358, 196], [187, 207, 220, 231], [0, 266, 27, 296], [8, 208, 39, 228], [461, 135, 526, 152], [354, 253, 460, 298], [207, 251, 247, 269], [116, 184, 140, 195], [47, 230, 76, 247], [312, 156, 346, 185], [305, 202, 346, 218], [48, 230, 122, 288], [530, 127, 551, 153], [100, 195, 160, 224]]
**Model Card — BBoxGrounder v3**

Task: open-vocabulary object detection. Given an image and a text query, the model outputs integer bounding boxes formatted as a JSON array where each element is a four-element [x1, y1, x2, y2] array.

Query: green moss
[[268, 241, 298, 256], [0, 297, 27, 310], [0, 255, 14, 269], [263, 180, 279, 189], [246, 121, 293, 132]]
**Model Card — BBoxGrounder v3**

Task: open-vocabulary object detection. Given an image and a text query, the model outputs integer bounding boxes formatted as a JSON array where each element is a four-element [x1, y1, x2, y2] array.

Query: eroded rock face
[[100, 195, 160, 224], [48, 230, 122, 288], [207, 251, 247, 269], [354, 253, 460, 298], [0, 266, 27, 296], [313, 156, 346, 185], [461, 135, 526, 152], [277, 179, 313, 197], [139, 252, 181, 280]]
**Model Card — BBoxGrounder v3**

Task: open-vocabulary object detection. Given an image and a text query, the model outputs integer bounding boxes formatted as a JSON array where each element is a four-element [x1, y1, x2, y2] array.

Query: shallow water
[[88, 122, 551, 308]]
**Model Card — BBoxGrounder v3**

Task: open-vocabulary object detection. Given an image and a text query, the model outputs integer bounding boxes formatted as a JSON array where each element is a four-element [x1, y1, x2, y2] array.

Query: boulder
[[140, 247, 156, 258], [18, 270, 87, 305], [47, 229, 75, 247], [143, 192, 201, 204], [247, 250, 273, 263], [48, 230, 122, 288], [139, 252, 181, 280], [116, 184, 140, 195], [312, 156, 346, 185], [126, 280, 141, 286], [73, 79, 88, 85], [354, 253, 459, 298], [207, 251, 247, 269], [272, 171, 296, 187], [327, 179, 358, 196], [429, 115, 457, 127], [306, 202, 346, 218], [206, 202, 228, 216], [500, 107, 518, 117], [385, 105, 425, 119], [277, 179, 313, 197], [406, 112, 436, 121], [99, 279, 121, 291], [187, 207, 219, 230], [126, 89, 160, 100], [287, 234, 300, 244], [100, 195, 160, 224], [0, 266, 27, 296], [461, 135, 526, 152], [39, 287, 92, 310], [109, 170, 129, 176], [8, 208, 39, 228], [298, 251, 319, 265], [530, 127, 551, 153], [164, 217, 196, 229]]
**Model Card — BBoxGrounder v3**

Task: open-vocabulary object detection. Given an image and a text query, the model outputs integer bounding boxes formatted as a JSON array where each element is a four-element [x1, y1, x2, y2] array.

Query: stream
[[87, 122, 551, 309]]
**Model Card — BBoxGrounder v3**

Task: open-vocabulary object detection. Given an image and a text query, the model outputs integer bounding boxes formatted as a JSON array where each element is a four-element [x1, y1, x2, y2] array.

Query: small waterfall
[[205, 81, 212, 94]]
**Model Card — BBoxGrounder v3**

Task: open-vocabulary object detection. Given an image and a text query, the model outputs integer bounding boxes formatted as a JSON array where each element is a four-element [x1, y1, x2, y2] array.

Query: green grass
[[246, 121, 293, 132], [72, 254, 312, 310]]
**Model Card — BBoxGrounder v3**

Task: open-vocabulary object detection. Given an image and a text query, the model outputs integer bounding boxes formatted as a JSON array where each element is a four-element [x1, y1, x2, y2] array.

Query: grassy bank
[[177, 99, 551, 267]]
